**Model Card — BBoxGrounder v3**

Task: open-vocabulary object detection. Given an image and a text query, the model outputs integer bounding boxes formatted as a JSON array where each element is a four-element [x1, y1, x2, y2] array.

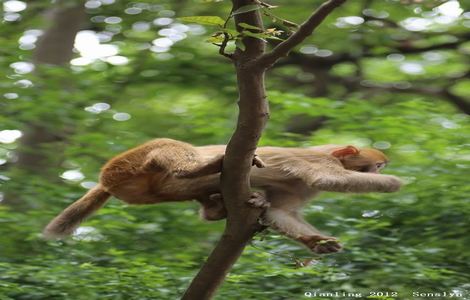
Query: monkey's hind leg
[[175, 154, 225, 178], [263, 208, 342, 254], [142, 143, 224, 178]]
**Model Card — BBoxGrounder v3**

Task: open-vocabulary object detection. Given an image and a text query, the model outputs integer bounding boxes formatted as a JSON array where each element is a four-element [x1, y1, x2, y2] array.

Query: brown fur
[[44, 138, 402, 253]]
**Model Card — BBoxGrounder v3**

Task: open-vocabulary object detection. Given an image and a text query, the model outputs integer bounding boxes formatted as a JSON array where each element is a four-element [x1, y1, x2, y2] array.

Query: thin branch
[[333, 76, 470, 115], [259, 7, 299, 31], [272, 33, 470, 69], [363, 15, 399, 28], [255, 0, 277, 9], [361, 31, 470, 57], [392, 36, 470, 54], [216, 32, 234, 59], [439, 89, 470, 115], [256, 0, 347, 68], [217, 6, 235, 59]]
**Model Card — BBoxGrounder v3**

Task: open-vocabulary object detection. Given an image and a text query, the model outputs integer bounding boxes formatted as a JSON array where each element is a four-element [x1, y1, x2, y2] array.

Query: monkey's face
[[330, 146, 389, 173], [352, 159, 387, 173]]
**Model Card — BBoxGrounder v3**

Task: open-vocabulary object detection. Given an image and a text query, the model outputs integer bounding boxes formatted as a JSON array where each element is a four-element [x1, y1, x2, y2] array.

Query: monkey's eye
[[376, 162, 386, 170]]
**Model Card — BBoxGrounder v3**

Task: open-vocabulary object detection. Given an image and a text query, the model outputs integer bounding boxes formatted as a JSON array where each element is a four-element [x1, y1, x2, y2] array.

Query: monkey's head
[[331, 145, 389, 173], [311, 145, 389, 173]]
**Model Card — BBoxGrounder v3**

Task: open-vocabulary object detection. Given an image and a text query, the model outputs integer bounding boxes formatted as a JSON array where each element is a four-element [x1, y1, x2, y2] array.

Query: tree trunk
[[2, 2, 85, 207]]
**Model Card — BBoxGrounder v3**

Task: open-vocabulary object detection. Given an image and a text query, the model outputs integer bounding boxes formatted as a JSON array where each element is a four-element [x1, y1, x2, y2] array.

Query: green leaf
[[235, 39, 246, 51], [265, 35, 283, 41], [206, 34, 225, 44], [242, 30, 267, 42], [238, 22, 262, 31], [231, 4, 260, 16], [178, 16, 225, 26], [221, 28, 239, 36], [240, 29, 284, 42]]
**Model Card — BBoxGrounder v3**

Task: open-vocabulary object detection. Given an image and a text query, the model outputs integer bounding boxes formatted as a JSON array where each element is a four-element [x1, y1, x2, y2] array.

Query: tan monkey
[[44, 139, 402, 254]]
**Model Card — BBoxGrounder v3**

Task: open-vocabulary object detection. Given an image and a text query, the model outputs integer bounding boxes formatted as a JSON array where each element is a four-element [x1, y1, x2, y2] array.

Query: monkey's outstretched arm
[[272, 157, 402, 193], [311, 164, 403, 193]]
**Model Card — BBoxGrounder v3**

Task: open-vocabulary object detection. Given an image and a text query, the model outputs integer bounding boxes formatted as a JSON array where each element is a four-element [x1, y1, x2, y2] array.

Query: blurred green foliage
[[0, 0, 469, 299]]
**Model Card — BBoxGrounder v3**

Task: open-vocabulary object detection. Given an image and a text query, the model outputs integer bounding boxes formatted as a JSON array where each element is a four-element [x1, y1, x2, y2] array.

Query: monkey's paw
[[298, 235, 342, 254], [246, 192, 270, 208], [208, 193, 223, 202], [252, 154, 266, 168], [200, 193, 227, 221], [200, 206, 227, 221], [382, 175, 403, 192]]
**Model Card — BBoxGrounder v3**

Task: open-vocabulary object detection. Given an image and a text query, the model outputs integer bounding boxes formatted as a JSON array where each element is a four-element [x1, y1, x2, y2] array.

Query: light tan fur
[[44, 139, 402, 254]]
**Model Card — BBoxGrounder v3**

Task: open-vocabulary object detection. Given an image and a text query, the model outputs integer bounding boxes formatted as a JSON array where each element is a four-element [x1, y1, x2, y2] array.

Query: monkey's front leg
[[313, 171, 403, 193], [276, 158, 402, 193]]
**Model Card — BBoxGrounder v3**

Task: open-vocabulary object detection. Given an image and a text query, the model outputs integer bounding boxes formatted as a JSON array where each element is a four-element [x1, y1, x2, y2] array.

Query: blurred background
[[1, 0, 469, 299]]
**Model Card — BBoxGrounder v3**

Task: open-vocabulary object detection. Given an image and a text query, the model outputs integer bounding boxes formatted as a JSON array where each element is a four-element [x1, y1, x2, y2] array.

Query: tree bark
[[32, 3, 85, 65]]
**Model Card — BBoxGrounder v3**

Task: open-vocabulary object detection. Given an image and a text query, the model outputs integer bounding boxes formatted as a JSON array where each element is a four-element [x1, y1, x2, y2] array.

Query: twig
[[333, 75, 470, 115], [217, 6, 235, 59], [254, 0, 277, 9], [216, 32, 234, 59], [256, 0, 347, 68]]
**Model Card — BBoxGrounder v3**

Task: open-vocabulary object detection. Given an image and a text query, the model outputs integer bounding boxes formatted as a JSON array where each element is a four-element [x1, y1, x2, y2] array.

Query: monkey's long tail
[[43, 184, 111, 238]]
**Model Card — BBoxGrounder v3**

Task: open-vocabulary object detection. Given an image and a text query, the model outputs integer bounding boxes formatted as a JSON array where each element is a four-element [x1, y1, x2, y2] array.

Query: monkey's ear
[[331, 146, 360, 158]]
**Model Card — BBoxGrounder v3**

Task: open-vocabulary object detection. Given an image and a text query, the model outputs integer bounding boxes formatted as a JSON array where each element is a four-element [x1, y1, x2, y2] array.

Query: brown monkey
[[44, 139, 402, 255]]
